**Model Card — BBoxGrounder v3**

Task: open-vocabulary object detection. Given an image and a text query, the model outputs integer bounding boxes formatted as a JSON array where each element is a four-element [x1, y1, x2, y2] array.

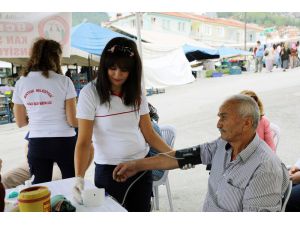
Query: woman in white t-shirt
[[73, 37, 173, 212], [12, 38, 78, 184]]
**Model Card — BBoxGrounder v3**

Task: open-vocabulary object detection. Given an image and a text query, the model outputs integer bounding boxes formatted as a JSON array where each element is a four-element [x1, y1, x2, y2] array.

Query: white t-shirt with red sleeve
[[76, 81, 150, 165], [12, 71, 77, 138]]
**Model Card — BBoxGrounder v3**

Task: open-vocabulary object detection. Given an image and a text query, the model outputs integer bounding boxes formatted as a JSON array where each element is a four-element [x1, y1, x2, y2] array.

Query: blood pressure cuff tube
[[175, 146, 202, 169]]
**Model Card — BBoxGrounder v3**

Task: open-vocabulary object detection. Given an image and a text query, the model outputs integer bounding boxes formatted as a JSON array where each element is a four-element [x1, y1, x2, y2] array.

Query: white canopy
[[142, 42, 195, 89], [110, 25, 197, 88]]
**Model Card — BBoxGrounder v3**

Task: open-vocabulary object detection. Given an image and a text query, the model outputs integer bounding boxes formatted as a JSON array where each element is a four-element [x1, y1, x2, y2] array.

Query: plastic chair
[[281, 180, 292, 212], [152, 124, 176, 211], [270, 122, 280, 151]]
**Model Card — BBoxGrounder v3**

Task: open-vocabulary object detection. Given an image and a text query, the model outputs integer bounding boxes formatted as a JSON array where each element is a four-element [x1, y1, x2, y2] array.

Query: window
[[151, 17, 156, 24], [216, 27, 224, 37], [236, 32, 240, 42], [202, 24, 212, 36], [249, 34, 253, 42], [131, 19, 135, 28], [178, 22, 186, 32], [162, 19, 170, 30]]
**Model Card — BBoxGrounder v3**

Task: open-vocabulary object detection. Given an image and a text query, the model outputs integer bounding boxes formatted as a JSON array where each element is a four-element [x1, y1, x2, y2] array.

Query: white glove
[[181, 164, 195, 170], [73, 177, 84, 205]]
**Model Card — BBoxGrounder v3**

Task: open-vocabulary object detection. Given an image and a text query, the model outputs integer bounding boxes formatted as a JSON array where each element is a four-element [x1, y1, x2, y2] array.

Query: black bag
[[148, 103, 159, 123]]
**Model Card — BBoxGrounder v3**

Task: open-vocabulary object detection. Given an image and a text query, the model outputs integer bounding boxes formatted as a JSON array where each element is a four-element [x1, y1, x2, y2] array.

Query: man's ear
[[243, 116, 253, 130]]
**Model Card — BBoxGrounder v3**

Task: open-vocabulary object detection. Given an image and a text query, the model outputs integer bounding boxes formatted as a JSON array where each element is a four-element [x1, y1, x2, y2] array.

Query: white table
[[5, 177, 127, 212]]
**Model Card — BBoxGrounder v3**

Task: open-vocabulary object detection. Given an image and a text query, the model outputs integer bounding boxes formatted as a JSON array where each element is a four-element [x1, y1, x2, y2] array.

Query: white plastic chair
[[281, 180, 292, 212], [152, 124, 176, 211], [270, 122, 280, 151]]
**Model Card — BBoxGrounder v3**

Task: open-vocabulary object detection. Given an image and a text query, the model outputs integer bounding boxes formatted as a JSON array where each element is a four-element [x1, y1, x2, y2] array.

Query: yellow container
[[18, 186, 51, 212]]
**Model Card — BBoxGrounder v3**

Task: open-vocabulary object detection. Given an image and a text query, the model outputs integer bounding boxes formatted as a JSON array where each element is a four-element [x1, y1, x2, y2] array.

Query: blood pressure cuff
[[175, 146, 202, 169]]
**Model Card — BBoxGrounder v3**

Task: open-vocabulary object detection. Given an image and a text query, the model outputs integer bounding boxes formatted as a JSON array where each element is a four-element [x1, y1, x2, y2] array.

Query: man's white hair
[[224, 94, 260, 129]]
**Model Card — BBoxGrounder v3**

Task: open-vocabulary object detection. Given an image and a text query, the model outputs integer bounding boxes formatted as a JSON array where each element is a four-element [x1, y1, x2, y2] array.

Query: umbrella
[[71, 22, 127, 55]]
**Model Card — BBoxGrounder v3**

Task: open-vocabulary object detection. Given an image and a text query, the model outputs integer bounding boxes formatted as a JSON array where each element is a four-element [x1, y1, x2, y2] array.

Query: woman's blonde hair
[[23, 38, 63, 78], [240, 90, 264, 117]]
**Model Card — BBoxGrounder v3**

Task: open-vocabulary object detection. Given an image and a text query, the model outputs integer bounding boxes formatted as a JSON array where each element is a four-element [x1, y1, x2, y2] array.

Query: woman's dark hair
[[96, 37, 142, 110], [23, 38, 63, 78]]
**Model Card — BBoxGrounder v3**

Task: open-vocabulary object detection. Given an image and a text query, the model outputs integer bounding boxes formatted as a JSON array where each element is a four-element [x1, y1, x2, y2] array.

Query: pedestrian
[[254, 41, 264, 73], [12, 38, 78, 184], [264, 44, 274, 72], [275, 43, 282, 68], [281, 43, 290, 71], [290, 43, 298, 69], [72, 37, 173, 212]]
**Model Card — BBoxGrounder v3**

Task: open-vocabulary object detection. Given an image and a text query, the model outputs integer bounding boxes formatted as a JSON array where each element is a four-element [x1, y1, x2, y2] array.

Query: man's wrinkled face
[[217, 101, 245, 143]]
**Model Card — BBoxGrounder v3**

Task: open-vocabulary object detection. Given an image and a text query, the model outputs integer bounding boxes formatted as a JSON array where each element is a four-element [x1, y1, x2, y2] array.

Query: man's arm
[[113, 139, 220, 182], [113, 153, 179, 182]]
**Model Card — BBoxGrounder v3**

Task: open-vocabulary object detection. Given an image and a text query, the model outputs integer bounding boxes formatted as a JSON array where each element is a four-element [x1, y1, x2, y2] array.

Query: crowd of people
[[253, 40, 300, 73], [0, 36, 299, 212]]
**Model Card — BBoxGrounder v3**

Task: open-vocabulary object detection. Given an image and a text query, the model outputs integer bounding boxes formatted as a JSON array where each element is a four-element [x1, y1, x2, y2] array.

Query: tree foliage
[[217, 12, 300, 28], [72, 12, 109, 26]]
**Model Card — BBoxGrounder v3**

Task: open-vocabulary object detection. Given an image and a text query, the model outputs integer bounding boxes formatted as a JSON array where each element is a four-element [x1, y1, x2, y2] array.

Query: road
[[1, 67, 300, 211]]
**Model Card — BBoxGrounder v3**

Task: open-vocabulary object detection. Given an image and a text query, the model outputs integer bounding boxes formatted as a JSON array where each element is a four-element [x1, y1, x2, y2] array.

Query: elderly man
[[113, 94, 289, 212]]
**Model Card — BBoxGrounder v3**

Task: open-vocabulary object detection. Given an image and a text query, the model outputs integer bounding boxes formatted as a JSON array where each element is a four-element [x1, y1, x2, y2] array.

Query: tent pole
[[88, 54, 91, 82], [135, 12, 145, 91]]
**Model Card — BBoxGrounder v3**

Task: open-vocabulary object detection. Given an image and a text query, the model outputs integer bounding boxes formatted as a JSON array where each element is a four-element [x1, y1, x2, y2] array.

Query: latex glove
[[73, 177, 84, 205], [181, 163, 195, 170]]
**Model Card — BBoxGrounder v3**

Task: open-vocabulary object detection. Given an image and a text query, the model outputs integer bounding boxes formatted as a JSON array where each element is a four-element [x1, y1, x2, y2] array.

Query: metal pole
[[88, 54, 91, 82], [244, 12, 248, 65], [135, 12, 143, 58], [135, 12, 145, 91], [244, 12, 247, 51]]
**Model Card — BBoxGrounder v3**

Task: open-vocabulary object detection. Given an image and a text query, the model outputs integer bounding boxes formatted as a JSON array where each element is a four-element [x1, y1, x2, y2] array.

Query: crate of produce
[[229, 66, 242, 75], [212, 72, 223, 78], [0, 115, 9, 125]]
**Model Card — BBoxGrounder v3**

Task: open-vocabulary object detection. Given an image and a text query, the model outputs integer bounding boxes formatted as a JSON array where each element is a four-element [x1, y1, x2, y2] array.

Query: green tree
[[217, 12, 300, 28], [72, 12, 109, 27]]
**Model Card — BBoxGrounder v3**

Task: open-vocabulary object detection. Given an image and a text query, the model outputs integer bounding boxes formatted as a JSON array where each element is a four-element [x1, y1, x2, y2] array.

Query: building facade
[[107, 12, 264, 47]]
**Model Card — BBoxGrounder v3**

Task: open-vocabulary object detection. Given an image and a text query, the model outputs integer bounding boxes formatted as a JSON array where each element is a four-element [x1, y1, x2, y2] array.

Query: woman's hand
[[289, 165, 300, 176], [290, 171, 300, 184]]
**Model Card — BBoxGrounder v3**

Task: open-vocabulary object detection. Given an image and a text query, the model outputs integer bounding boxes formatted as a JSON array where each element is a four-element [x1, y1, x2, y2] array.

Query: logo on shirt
[[24, 88, 53, 106]]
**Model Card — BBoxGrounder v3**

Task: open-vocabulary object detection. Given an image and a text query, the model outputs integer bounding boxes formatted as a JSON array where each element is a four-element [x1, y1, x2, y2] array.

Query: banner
[[0, 12, 71, 58]]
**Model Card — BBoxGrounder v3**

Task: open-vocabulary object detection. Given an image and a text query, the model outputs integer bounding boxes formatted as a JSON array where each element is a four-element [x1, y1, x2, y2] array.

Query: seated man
[[113, 94, 289, 212], [285, 158, 300, 212]]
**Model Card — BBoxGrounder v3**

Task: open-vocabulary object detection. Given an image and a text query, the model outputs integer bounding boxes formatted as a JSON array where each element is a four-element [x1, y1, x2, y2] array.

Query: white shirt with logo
[[13, 71, 77, 138], [76, 81, 149, 165]]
